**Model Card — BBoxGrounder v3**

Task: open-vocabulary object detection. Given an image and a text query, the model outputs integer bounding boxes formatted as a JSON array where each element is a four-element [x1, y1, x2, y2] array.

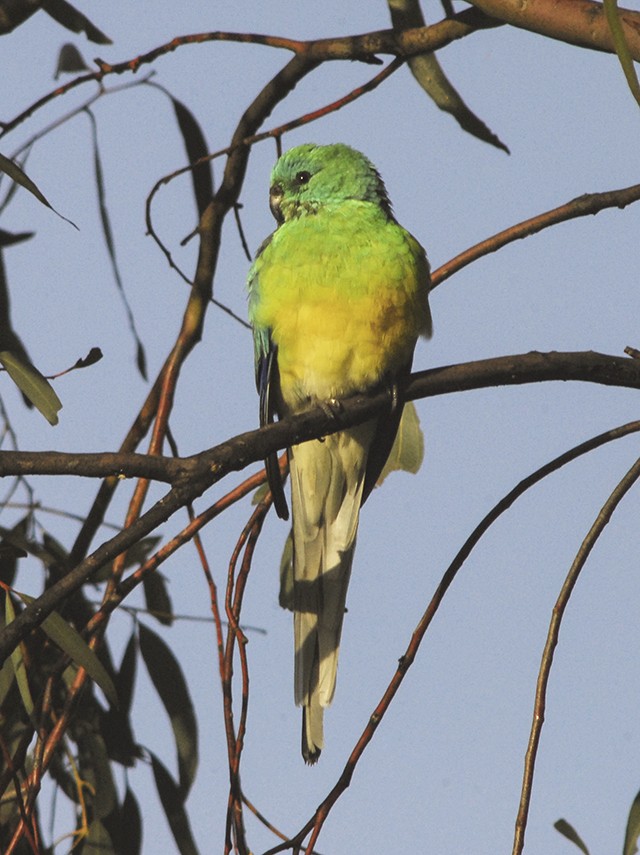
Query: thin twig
[[512, 451, 640, 855], [432, 182, 640, 289], [264, 418, 640, 854]]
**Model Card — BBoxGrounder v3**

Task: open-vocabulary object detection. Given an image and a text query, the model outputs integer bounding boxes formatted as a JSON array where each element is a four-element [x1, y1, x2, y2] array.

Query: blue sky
[[2, 2, 640, 853]]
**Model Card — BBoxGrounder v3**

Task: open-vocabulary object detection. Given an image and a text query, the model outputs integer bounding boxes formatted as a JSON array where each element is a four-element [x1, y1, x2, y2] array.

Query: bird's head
[[268, 143, 393, 225]]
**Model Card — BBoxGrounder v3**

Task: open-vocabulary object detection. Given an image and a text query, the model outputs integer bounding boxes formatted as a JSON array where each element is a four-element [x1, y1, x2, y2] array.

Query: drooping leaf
[[624, 789, 640, 855], [0, 350, 62, 425], [170, 95, 213, 217], [18, 592, 117, 707], [5, 591, 34, 717], [73, 346, 103, 370], [41, 0, 112, 44], [0, 151, 78, 227], [80, 730, 118, 821], [251, 481, 270, 506], [0, 651, 15, 708], [149, 752, 200, 855], [0, 603, 16, 707], [553, 819, 591, 855], [0, 516, 30, 587], [80, 819, 115, 854], [100, 633, 139, 767], [138, 624, 198, 796], [387, 0, 509, 152], [54, 42, 91, 78], [604, 0, 640, 109], [376, 400, 425, 487], [120, 787, 142, 855], [50, 346, 103, 379], [116, 632, 137, 717], [143, 571, 174, 626], [85, 108, 147, 379]]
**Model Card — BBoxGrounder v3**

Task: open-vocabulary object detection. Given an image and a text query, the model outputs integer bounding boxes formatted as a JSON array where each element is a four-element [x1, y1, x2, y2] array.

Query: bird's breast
[[252, 206, 429, 410]]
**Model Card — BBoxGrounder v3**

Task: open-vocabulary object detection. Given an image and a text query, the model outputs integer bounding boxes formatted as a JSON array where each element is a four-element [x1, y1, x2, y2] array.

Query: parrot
[[247, 143, 432, 763]]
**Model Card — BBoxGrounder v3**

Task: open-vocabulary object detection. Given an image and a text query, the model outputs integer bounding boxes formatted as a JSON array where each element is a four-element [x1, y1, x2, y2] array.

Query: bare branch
[[432, 182, 640, 289], [266, 417, 640, 854], [513, 451, 640, 855], [467, 0, 640, 59]]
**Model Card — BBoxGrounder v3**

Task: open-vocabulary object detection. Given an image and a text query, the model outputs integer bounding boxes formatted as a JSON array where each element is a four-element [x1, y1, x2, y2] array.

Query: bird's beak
[[269, 182, 284, 224]]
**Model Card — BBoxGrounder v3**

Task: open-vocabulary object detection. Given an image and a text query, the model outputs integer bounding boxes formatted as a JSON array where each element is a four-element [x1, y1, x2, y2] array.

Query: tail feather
[[290, 421, 375, 763]]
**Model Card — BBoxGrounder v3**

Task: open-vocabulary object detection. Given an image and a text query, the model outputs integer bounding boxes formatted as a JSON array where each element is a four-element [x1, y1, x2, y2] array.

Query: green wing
[[248, 249, 289, 520]]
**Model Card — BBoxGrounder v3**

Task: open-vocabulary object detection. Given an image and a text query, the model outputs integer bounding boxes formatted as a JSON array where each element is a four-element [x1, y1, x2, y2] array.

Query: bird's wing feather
[[249, 259, 289, 520], [258, 343, 289, 520], [361, 363, 412, 504]]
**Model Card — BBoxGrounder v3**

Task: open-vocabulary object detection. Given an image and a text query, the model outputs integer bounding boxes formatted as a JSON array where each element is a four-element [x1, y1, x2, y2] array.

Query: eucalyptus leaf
[[18, 592, 117, 707], [624, 788, 640, 855], [5, 591, 33, 716], [604, 0, 640, 108], [139, 624, 198, 796], [553, 819, 591, 855], [149, 752, 200, 855], [0, 152, 78, 227], [0, 350, 62, 425], [387, 0, 509, 152]]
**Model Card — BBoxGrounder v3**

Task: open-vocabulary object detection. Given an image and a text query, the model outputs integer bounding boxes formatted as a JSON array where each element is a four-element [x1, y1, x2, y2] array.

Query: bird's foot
[[387, 381, 400, 415], [320, 397, 343, 420]]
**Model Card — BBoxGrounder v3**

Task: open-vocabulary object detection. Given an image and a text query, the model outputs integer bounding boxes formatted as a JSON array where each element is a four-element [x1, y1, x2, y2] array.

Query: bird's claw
[[320, 398, 343, 420], [387, 381, 399, 415]]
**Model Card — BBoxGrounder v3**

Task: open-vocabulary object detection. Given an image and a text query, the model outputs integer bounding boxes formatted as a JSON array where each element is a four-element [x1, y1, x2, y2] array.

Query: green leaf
[[80, 820, 115, 854], [0, 152, 78, 227], [0, 350, 62, 425], [54, 42, 90, 79], [387, 0, 509, 153], [0, 645, 16, 708], [85, 108, 147, 380], [5, 591, 34, 717], [18, 592, 117, 707], [553, 819, 591, 855], [116, 632, 137, 717], [604, 0, 640, 109], [41, 0, 112, 44], [100, 633, 139, 766], [81, 730, 118, 821], [251, 481, 270, 506], [624, 789, 640, 855], [139, 624, 198, 796], [121, 787, 142, 855], [170, 95, 213, 218], [376, 400, 424, 487], [143, 571, 174, 626], [149, 752, 200, 855], [0, 516, 30, 587]]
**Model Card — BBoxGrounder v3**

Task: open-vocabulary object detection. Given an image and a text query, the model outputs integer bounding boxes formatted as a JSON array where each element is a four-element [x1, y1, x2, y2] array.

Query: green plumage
[[248, 143, 431, 762]]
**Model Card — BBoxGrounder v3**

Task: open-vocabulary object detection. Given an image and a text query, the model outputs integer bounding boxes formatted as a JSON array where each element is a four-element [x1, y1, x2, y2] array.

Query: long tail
[[289, 421, 375, 763]]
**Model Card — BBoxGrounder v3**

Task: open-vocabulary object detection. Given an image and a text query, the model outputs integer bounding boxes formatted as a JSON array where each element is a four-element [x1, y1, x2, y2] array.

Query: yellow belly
[[252, 202, 430, 410]]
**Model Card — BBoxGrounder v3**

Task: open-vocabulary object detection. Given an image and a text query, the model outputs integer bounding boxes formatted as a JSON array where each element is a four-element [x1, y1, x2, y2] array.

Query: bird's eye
[[295, 171, 311, 185]]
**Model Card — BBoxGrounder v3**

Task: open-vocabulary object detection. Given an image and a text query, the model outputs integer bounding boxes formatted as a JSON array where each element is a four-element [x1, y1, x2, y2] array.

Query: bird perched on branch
[[248, 142, 432, 763]]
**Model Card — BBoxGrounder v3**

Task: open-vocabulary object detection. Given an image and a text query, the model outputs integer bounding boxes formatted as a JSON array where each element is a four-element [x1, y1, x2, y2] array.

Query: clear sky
[[2, 2, 640, 853]]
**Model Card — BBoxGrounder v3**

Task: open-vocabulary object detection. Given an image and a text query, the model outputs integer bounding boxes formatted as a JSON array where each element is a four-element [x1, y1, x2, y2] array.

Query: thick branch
[[467, 0, 640, 58], [0, 351, 638, 486]]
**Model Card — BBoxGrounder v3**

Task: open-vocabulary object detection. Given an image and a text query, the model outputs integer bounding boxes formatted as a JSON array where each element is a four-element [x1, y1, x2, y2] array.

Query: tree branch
[[0, 350, 639, 665], [467, 0, 640, 59], [0, 350, 638, 485], [432, 181, 640, 289]]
